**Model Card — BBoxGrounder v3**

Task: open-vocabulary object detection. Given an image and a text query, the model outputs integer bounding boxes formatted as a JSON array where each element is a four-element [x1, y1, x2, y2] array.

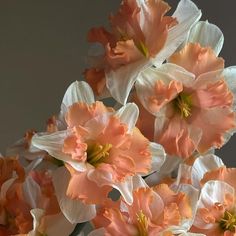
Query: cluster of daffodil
[[1, 0, 236, 235]]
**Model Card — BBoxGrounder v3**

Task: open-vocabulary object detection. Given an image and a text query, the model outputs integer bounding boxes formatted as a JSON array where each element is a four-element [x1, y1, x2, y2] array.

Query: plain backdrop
[[0, 0, 235, 166]]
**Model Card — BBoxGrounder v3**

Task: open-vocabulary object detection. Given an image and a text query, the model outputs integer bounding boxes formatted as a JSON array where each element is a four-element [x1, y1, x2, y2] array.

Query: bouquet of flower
[[1, 0, 236, 235]]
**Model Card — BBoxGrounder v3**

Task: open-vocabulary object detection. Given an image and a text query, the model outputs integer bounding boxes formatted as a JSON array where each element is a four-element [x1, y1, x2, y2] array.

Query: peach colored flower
[[90, 184, 198, 236], [32, 81, 166, 222], [191, 181, 236, 236], [85, 0, 201, 104], [0, 157, 75, 236], [135, 43, 236, 159]]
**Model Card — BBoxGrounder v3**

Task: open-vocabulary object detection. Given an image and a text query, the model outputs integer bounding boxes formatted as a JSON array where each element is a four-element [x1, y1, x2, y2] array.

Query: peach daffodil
[[31, 81, 166, 222], [89, 183, 199, 236], [191, 180, 236, 236], [135, 41, 236, 159], [0, 156, 75, 236], [85, 0, 201, 104]]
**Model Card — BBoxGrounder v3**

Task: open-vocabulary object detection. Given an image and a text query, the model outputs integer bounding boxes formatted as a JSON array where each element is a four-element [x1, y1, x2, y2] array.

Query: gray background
[[0, 0, 235, 166]]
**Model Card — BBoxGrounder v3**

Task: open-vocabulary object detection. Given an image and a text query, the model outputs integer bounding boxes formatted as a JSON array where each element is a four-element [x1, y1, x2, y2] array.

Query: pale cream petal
[[61, 81, 95, 117], [28, 208, 45, 236], [186, 21, 224, 56], [223, 66, 236, 111], [106, 58, 150, 104], [153, 0, 202, 66], [191, 154, 225, 189], [194, 180, 235, 230], [114, 103, 139, 133], [32, 131, 87, 172], [52, 167, 96, 223], [44, 212, 75, 236], [148, 142, 166, 174]]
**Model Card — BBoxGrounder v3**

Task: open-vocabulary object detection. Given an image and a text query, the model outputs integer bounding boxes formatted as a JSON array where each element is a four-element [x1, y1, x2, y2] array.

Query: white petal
[[60, 81, 95, 117], [186, 21, 224, 56], [132, 174, 149, 189], [191, 154, 225, 189], [194, 180, 235, 230], [22, 176, 42, 209], [153, 0, 202, 66], [88, 228, 106, 236], [106, 58, 150, 105], [44, 213, 75, 236], [28, 208, 45, 236], [32, 131, 87, 172], [111, 176, 133, 205], [114, 103, 139, 133], [173, 163, 192, 190], [145, 155, 182, 187], [179, 233, 206, 236], [177, 184, 199, 231], [223, 66, 236, 111], [148, 142, 166, 174], [135, 64, 194, 116], [52, 167, 96, 224]]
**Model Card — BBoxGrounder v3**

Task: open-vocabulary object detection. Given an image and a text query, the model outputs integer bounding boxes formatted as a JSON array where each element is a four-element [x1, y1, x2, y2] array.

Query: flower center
[[173, 92, 192, 118], [86, 142, 112, 167], [136, 210, 148, 236], [219, 210, 236, 232]]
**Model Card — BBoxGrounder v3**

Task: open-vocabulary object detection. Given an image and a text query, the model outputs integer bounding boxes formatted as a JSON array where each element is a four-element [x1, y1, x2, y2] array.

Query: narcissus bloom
[[85, 0, 201, 104], [89, 184, 198, 236], [32, 81, 165, 222], [191, 181, 236, 236], [135, 21, 236, 159], [0, 157, 74, 236]]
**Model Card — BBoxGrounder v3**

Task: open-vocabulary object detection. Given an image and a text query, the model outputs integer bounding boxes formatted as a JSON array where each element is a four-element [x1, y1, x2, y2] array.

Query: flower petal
[[106, 58, 150, 104], [135, 64, 194, 116], [148, 142, 166, 174], [60, 81, 95, 118], [186, 21, 224, 56], [145, 155, 182, 187], [114, 103, 139, 133], [88, 228, 106, 236], [223, 66, 236, 111], [32, 131, 87, 172], [153, 0, 202, 66], [191, 154, 225, 189], [28, 208, 44, 236], [43, 212, 75, 236], [193, 180, 235, 230], [52, 167, 96, 223]]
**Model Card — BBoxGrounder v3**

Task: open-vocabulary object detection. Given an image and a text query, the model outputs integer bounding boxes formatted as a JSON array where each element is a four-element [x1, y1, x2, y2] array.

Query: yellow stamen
[[219, 210, 236, 232], [173, 93, 192, 118], [136, 210, 148, 236], [87, 143, 112, 167]]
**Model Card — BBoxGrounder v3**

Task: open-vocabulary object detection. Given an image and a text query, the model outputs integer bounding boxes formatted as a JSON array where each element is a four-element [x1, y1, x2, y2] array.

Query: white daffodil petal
[[179, 233, 206, 236], [223, 66, 236, 111], [88, 228, 106, 236], [61, 81, 95, 117], [191, 154, 225, 189], [194, 180, 235, 230], [153, 0, 202, 66], [145, 155, 182, 187], [44, 213, 75, 236], [115, 103, 139, 133], [148, 142, 166, 174], [22, 176, 42, 209], [186, 21, 224, 56], [111, 176, 133, 205], [177, 184, 199, 231], [32, 131, 87, 172], [106, 58, 150, 105], [28, 208, 45, 236], [52, 167, 96, 224], [136, 64, 194, 116]]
